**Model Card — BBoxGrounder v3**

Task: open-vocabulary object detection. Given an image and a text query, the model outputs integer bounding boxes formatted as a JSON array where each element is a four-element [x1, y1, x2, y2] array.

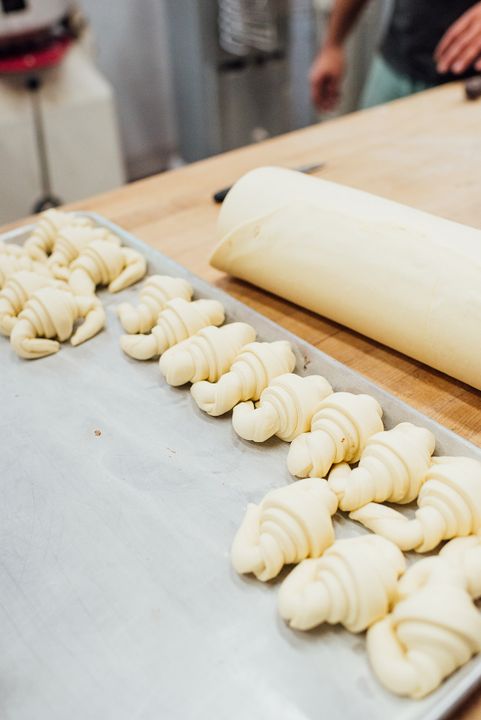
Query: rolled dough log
[[211, 167, 481, 390]]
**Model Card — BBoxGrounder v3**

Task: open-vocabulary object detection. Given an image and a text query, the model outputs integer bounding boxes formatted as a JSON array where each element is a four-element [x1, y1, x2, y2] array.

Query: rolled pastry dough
[[278, 535, 405, 633], [10, 287, 106, 358], [0, 241, 24, 257], [367, 550, 481, 698], [48, 226, 119, 280], [232, 372, 333, 442], [397, 534, 481, 602], [159, 322, 256, 385], [69, 240, 147, 295], [439, 533, 481, 599], [120, 298, 225, 360], [190, 340, 296, 416], [117, 275, 194, 334], [287, 392, 383, 479], [350, 456, 481, 552], [211, 167, 481, 390], [0, 271, 62, 336], [25, 209, 93, 261], [0, 254, 50, 289], [328, 422, 435, 511], [231, 478, 338, 581]]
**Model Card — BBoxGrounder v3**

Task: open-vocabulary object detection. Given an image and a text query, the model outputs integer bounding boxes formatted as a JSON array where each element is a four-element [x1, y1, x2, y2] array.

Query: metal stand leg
[[26, 74, 62, 213]]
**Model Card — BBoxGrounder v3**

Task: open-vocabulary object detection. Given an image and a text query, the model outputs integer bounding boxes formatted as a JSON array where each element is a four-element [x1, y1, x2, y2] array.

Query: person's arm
[[435, 2, 481, 75], [310, 0, 371, 111]]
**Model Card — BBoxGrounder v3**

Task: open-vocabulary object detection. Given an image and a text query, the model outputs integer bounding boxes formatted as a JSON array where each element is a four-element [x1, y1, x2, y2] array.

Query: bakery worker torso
[[381, 0, 478, 84], [310, 0, 481, 111]]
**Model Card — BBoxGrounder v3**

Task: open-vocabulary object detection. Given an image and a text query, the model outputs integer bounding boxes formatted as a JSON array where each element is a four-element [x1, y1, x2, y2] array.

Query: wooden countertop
[[13, 81, 481, 717]]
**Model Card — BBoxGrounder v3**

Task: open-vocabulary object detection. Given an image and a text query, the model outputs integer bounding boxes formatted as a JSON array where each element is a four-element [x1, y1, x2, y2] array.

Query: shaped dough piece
[[120, 298, 225, 360], [278, 535, 405, 632], [0, 241, 24, 257], [191, 340, 296, 416], [328, 422, 435, 511], [48, 226, 120, 280], [439, 533, 481, 599], [231, 478, 338, 581], [10, 287, 106, 359], [287, 392, 383, 479], [393, 537, 481, 606], [0, 271, 63, 336], [159, 322, 256, 385], [367, 557, 481, 698], [69, 240, 147, 294], [0, 255, 51, 289], [117, 275, 194, 334], [24, 209, 93, 261], [350, 456, 481, 552], [232, 373, 333, 443]]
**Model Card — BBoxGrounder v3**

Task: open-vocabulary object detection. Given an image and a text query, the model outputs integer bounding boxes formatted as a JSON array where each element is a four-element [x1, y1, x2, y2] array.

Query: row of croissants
[[3, 211, 481, 700], [0, 209, 147, 357], [117, 225, 481, 701]]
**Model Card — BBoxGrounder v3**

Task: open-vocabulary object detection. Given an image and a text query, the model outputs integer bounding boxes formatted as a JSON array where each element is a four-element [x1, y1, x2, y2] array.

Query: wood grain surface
[[7, 81, 481, 718]]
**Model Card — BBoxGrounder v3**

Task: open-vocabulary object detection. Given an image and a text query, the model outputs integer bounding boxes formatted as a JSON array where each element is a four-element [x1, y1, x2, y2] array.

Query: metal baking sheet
[[1, 212, 480, 720]]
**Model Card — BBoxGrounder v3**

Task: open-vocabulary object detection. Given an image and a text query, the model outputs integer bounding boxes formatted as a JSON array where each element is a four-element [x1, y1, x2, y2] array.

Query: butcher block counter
[[7, 81, 481, 718]]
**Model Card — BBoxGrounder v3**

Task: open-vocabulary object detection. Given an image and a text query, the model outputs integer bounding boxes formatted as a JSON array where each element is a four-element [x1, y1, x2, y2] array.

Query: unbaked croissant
[[68, 240, 147, 294], [350, 456, 481, 552], [24, 209, 93, 261], [0, 271, 63, 336], [120, 298, 225, 360], [0, 254, 51, 289], [278, 535, 405, 632], [191, 341, 296, 416], [10, 287, 106, 358], [393, 534, 481, 604], [439, 533, 481, 599], [367, 550, 481, 698], [117, 275, 194, 334], [231, 478, 338, 581], [0, 241, 24, 257], [328, 422, 435, 511], [159, 322, 256, 385], [48, 226, 120, 280], [287, 392, 384, 479], [232, 373, 333, 442]]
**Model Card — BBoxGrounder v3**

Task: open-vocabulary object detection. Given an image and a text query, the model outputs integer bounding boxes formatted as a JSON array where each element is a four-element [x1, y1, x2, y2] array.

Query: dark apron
[[381, 0, 478, 83]]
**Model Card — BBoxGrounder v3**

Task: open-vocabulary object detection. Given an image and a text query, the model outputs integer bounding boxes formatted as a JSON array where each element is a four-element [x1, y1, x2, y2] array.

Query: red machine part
[[0, 34, 72, 74]]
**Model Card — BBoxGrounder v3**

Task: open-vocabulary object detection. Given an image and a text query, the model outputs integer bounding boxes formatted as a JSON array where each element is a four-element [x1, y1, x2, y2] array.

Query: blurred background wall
[[79, 0, 177, 180], [79, 0, 391, 178]]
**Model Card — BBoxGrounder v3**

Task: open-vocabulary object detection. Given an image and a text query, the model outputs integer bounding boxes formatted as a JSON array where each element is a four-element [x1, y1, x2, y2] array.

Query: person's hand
[[435, 2, 481, 75], [309, 44, 345, 111]]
